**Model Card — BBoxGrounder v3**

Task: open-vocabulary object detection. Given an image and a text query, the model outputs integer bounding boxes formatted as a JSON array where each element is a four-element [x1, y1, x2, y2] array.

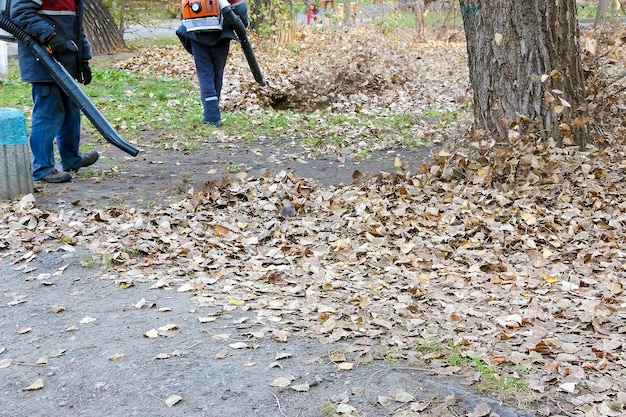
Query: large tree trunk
[[84, 0, 126, 55], [460, 0, 589, 148]]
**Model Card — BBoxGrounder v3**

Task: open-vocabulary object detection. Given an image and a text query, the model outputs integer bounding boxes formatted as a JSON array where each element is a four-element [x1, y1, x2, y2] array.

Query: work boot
[[202, 97, 221, 127], [39, 169, 72, 183], [65, 150, 99, 172], [204, 119, 222, 127]]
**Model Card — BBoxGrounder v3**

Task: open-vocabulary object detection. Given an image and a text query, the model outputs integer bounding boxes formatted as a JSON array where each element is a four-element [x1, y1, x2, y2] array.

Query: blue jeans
[[30, 83, 83, 180], [190, 40, 230, 125]]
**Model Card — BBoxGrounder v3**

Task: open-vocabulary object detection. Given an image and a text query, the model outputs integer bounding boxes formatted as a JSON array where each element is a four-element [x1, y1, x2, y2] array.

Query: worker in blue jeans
[[11, 0, 98, 183], [176, 0, 249, 127]]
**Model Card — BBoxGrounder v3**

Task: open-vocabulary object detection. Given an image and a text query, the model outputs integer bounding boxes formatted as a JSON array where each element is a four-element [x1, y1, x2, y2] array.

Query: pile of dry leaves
[[115, 27, 471, 115], [2, 26, 626, 416]]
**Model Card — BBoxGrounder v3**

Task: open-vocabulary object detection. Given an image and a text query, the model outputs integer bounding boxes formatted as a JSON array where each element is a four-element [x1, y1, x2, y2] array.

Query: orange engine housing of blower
[[181, 0, 223, 32]]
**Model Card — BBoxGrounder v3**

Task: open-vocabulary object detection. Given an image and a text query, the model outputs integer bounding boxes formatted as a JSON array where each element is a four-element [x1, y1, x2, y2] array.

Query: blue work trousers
[[190, 39, 231, 125], [30, 83, 83, 180]]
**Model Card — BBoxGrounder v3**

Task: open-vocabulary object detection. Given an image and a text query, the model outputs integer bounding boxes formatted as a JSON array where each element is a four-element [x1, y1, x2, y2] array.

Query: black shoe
[[65, 150, 99, 172], [39, 169, 72, 183], [204, 120, 222, 127]]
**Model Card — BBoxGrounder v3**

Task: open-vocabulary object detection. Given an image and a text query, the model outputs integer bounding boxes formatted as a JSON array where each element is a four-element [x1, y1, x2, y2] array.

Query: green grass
[[0, 65, 202, 138], [447, 347, 531, 402], [577, 5, 598, 19], [126, 35, 179, 49], [321, 400, 337, 417], [0, 70, 31, 110], [413, 339, 533, 404], [373, 7, 462, 33], [0, 49, 435, 155]]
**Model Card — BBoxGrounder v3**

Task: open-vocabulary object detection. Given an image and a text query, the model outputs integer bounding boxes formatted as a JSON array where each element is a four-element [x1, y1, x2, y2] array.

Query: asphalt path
[[2, 19, 182, 58]]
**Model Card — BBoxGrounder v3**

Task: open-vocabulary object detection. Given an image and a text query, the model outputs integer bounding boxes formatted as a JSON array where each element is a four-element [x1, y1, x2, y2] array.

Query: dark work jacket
[[10, 0, 91, 83], [176, 1, 249, 54]]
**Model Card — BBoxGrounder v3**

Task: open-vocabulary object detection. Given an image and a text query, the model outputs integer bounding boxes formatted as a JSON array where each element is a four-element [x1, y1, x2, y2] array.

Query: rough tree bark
[[83, 0, 126, 55], [460, 0, 590, 148]]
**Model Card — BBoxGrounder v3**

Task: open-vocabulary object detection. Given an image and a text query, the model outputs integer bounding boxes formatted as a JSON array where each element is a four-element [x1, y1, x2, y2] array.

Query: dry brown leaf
[[23, 379, 44, 391]]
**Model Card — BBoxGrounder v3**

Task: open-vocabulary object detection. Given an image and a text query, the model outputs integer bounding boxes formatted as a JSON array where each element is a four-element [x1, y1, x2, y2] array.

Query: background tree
[[84, 0, 126, 55], [460, 0, 589, 147], [595, 0, 621, 26]]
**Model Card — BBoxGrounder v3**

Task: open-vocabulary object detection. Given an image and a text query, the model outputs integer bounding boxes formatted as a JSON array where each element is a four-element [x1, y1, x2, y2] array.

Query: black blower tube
[[219, 0, 265, 86], [0, 11, 139, 157]]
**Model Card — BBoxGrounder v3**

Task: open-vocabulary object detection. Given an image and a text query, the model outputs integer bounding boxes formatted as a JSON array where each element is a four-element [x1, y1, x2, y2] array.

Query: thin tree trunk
[[436, 1, 455, 41], [594, 0, 621, 26], [84, 0, 126, 55], [460, 0, 589, 148], [343, 0, 350, 26]]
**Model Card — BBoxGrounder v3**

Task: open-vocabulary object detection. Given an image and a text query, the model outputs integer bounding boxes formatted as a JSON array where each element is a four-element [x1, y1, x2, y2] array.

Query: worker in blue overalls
[[10, 0, 99, 183], [176, 0, 249, 127]]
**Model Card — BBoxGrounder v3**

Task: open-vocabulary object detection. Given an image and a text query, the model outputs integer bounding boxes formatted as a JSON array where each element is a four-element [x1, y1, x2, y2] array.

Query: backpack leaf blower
[[182, 0, 265, 86], [0, 7, 139, 157]]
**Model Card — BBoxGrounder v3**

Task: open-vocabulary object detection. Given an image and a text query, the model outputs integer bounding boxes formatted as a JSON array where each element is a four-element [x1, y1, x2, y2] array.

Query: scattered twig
[[149, 392, 165, 402], [13, 362, 50, 367], [390, 365, 436, 373], [184, 341, 203, 350], [272, 392, 288, 417], [200, 329, 250, 342], [363, 367, 389, 394]]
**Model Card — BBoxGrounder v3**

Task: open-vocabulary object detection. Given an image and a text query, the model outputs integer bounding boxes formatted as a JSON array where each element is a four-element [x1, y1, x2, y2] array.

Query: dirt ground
[[29, 132, 435, 211], [0, 135, 541, 417], [0, 250, 535, 417]]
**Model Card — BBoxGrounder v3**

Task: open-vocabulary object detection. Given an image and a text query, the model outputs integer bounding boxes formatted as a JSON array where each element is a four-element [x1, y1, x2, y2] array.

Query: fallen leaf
[[213, 350, 230, 359], [16, 325, 31, 334], [49, 349, 65, 358], [559, 382, 577, 393], [378, 396, 392, 406], [24, 379, 44, 391], [291, 383, 310, 392], [157, 323, 179, 337], [177, 283, 194, 292], [599, 401, 624, 416], [468, 402, 491, 417], [394, 390, 415, 403], [275, 352, 292, 360], [336, 404, 357, 414], [144, 329, 159, 338], [108, 353, 125, 361], [270, 376, 294, 388], [164, 394, 182, 407], [337, 362, 354, 370]]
